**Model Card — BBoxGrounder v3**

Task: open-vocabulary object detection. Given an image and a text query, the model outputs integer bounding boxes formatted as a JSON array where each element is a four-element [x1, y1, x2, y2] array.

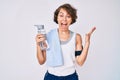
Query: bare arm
[[76, 27, 96, 66], [36, 34, 46, 65]]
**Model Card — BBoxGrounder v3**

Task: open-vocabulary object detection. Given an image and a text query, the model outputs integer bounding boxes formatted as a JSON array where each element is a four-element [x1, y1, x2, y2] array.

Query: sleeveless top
[[47, 31, 76, 76]]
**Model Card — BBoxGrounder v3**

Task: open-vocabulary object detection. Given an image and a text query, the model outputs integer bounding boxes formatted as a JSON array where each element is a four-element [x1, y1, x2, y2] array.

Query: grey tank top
[[60, 31, 74, 45]]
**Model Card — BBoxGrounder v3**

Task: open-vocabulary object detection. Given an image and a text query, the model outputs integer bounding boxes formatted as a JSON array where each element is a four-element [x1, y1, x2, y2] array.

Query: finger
[[37, 34, 44, 37], [40, 37, 46, 41], [89, 27, 96, 35], [36, 34, 44, 38], [85, 33, 90, 38], [36, 37, 45, 42]]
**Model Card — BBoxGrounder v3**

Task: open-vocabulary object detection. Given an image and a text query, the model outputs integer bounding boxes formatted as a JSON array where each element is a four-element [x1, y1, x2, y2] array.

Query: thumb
[[89, 27, 96, 35]]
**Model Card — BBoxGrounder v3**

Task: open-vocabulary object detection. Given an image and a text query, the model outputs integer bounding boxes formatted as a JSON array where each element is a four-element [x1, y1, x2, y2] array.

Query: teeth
[[61, 23, 67, 25]]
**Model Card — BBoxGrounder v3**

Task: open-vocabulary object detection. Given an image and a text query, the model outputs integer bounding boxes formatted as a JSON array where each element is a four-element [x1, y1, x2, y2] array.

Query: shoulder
[[48, 28, 57, 33], [70, 31, 82, 43], [75, 33, 83, 50], [75, 33, 82, 48], [47, 28, 57, 35], [76, 33, 82, 42]]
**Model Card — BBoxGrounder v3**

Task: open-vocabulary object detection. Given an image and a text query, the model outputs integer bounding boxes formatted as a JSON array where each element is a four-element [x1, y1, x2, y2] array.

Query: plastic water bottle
[[35, 25, 49, 50]]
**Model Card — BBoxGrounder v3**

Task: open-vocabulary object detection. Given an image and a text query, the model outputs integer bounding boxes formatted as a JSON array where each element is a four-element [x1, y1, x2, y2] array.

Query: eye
[[59, 14, 63, 17], [67, 15, 71, 18]]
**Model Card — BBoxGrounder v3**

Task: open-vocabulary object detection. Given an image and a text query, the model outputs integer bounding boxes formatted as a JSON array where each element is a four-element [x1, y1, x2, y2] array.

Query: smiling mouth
[[61, 23, 67, 26]]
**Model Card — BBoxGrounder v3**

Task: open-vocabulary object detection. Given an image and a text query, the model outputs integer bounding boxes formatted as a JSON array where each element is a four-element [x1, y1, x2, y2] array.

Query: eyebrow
[[59, 12, 70, 16], [59, 12, 63, 14]]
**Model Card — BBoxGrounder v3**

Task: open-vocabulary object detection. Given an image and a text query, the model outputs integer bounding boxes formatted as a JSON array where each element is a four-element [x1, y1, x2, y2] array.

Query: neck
[[58, 28, 69, 35]]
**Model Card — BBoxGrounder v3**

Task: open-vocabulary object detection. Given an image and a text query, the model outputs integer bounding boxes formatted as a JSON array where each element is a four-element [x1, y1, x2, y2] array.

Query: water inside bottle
[[35, 25, 49, 50]]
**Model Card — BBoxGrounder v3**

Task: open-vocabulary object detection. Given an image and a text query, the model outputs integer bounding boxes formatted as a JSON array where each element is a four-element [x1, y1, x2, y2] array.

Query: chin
[[60, 28, 68, 31]]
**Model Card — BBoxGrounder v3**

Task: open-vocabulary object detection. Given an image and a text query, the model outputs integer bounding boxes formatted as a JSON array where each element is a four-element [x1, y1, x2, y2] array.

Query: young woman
[[36, 3, 96, 80]]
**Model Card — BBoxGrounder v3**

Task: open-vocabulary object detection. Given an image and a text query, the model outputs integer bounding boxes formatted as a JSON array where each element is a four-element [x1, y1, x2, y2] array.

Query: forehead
[[59, 8, 70, 15]]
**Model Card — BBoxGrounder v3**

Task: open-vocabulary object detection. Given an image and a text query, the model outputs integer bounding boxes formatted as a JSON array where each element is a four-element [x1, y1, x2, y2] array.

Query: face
[[57, 8, 72, 30]]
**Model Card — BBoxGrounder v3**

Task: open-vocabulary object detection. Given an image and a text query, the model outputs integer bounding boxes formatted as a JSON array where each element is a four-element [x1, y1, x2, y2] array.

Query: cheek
[[57, 17, 62, 23], [68, 19, 72, 24], [57, 18, 59, 23]]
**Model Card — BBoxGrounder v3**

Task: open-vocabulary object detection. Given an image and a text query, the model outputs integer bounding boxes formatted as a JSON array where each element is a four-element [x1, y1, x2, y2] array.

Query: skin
[[35, 8, 96, 66]]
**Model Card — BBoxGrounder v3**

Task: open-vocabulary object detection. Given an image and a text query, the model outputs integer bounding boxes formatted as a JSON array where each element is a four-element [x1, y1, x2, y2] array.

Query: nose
[[63, 16, 67, 21]]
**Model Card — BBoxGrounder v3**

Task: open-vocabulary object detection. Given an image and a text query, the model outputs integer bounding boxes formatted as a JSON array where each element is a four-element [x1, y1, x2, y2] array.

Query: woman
[[36, 3, 96, 80]]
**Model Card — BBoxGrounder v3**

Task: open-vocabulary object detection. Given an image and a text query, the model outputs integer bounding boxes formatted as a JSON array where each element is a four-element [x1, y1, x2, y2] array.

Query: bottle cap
[[34, 25, 44, 30], [39, 25, 44, 29]]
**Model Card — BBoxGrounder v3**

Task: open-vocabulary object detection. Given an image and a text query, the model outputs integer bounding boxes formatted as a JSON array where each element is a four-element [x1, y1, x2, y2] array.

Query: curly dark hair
[[54, 3, 77, 24]]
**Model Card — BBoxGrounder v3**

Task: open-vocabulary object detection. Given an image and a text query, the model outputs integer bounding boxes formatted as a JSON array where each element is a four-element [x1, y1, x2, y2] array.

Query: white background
[[0, 0, 120, 80]]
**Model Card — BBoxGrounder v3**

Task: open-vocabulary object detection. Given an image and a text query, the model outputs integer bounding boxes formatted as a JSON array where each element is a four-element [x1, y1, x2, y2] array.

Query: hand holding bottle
[[35, 25, 49, 50], [36, 34, 46, 46]]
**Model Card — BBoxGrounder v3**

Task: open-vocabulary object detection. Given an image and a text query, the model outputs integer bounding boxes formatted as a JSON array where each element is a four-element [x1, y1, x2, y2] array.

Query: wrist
[[85, 41, 90, 45], [36, 42, 40, 46], [36, 44, 40, 48]]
